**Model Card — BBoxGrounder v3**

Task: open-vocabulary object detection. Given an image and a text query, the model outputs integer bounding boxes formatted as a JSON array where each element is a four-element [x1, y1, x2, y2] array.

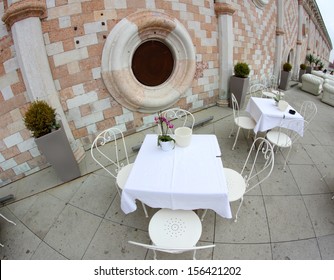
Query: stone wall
[[0, 0, 332, 187]]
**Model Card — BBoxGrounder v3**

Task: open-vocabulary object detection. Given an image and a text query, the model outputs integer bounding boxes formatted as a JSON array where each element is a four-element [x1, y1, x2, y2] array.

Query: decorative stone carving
[[101, 10, 196, 113], [2, 0, 47, 30], [253, 0, 269, 9], [214, 3, 236, 16]]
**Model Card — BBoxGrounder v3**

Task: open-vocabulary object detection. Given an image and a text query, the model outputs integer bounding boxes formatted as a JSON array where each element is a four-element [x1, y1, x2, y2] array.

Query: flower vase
[[159, 140, 175, 151]]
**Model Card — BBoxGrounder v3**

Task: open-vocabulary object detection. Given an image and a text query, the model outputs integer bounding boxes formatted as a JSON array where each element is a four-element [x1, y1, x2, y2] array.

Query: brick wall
[[233, 0, 277, 83], [0, 0, 332, 187]]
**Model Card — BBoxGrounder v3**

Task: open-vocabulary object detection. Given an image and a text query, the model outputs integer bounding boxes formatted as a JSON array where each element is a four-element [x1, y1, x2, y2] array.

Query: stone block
[[1, 85, 14, 100], [3, 132, 23, 148], [83, 22, 107, 35], [67, 90, 98, 109], [13, 162, 31, 175], [46, 42, 64, 56], [0, 158, 17, 171], [53, 47, 88, 67], [17, 138, 36, 153], [74, 33, 98, 49]]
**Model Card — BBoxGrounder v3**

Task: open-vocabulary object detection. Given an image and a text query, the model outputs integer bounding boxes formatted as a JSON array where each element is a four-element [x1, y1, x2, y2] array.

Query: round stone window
[[101, 10, 195, 113], [132, 40, 174, 87]]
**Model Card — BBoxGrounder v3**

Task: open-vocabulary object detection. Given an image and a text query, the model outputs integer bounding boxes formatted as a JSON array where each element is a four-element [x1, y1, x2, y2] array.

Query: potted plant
[[299, 63, 306, 82], [24, 100, 81, 182], [229, 62, 250, 108], [305, 53, 315, 73], [154, 114, 175, 151], [314, 57, 321, 70], [319, 62, 324, 71], [279, 62, 292, 90]]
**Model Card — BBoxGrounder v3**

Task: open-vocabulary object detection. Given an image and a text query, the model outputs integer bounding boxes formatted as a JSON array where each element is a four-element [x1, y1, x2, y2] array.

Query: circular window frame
[[101, 10, 196, 113]]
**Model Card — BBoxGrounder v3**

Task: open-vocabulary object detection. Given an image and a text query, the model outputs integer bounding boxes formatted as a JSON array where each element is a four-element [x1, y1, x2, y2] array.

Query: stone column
[[273, 0, 284, 79], [215, 1, 235, 107], [293, 0, 303, 80], [2, 0, 85, 162]]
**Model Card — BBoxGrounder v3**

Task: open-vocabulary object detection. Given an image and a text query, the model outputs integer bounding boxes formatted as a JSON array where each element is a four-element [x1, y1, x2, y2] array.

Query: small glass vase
[[159, 140, 175, 151]]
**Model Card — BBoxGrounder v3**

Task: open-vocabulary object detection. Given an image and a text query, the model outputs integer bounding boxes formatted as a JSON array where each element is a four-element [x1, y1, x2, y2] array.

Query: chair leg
[[234, 197, 244, 223], [201, 209, 208, 221], [141, 202, 149, 218], [0, 214, 16, 225], [193, 250, 197, 260], [283, 146, 292, 170], [153, 249, 157, 260], [232, 127, 241, 150], [229, 124, 235, 138]]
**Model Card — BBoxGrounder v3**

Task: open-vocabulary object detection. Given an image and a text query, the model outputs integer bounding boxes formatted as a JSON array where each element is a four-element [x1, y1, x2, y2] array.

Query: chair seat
[[266, 131, 292, 148], [224, 168, 246, 202], [262, 91, 276, 98], [116, 163, 133, 189], [235, 116, 256, 130], [149, 209, 201, 249]]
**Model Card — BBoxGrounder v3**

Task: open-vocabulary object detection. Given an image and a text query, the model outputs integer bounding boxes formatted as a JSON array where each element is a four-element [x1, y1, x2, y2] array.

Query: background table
[[246, 97, 304, 136], [121, 134, 232, 219]]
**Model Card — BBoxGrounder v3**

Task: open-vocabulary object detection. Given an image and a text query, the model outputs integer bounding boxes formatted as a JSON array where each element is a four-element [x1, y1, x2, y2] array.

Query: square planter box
[[229, 76, 249, 108], [279, 70, 291, 91], [299, 69, 306, 82], [35, 122, 81, 182]]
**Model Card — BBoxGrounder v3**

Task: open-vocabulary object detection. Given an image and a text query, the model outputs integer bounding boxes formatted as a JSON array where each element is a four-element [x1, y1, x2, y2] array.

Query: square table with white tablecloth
[[245, 97, 304, 136], [121, 134, 232, 219]]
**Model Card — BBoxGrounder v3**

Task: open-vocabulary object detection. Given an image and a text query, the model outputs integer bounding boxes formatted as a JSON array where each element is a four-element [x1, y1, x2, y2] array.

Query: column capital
[[2, 0, 47, 30], [276, 27, 285, 36], [214, 3, 236, 16]]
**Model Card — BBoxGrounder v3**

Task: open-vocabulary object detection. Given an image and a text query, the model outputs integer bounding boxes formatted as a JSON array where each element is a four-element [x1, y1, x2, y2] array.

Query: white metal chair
[[91, 127, 148, 217], [129, 208, 215, 259], [268, 75, 278, 90], [0, 213, 16, 247], [265, 119, 307, 169], [158, 108, 195, 134], [300, 101, 317, 130], [229, 93, 256, 150], [249, 83, 266, 98], [201, 137, 274, 222]]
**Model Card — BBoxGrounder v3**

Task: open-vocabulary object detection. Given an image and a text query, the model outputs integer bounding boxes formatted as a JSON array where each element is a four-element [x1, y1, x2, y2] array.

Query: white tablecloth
[[121, 134, 232, 219], [245, 97, 304, 136]]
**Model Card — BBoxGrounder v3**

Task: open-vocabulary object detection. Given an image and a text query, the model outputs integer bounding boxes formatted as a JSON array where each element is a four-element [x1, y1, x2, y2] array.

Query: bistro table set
[[90, 89, 316, 259]]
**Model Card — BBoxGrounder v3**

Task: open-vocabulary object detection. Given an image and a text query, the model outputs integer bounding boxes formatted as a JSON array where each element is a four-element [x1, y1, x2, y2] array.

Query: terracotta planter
[[299, 69, 306, 82], [229, 76, 249, 108], [35, 122, 81, 182], [279, 71, 291, 91]]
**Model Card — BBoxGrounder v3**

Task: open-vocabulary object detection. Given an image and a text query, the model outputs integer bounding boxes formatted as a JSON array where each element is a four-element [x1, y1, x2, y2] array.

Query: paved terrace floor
[[0, 83, 334, 260]]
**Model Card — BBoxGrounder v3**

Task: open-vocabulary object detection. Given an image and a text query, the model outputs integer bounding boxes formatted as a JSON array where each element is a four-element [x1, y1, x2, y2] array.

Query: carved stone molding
[[214, 3, 236, 16], [276, 27, 285, 36], [2, 0, 47, 30]]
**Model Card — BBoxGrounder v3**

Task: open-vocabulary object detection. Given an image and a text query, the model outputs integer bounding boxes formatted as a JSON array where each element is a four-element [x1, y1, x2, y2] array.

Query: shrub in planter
[[24, 100, 80, 182], [283, 62, 292, 72], [24, 100, 60, 138], [234, 62, 250, 78], [229, 62, 250, 108], [299, 64, 307, 82], [279, 62, 292, 90]]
